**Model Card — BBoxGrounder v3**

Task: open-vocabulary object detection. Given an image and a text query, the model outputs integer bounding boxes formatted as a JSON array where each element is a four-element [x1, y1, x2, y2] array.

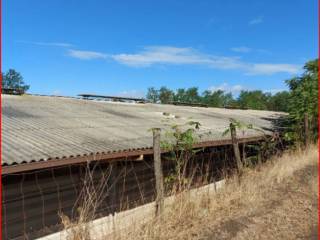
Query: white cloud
[[51, 90, 62, 95], [256, 49, 272, 55], [111, 46, 246, 70], [118, 90, 145, 98], [231, 46, 252, 53], [17, 40, 73, 47], [112, 46, 211, 67], [249, 16, 263, 25], [67, 49, 108, 60], [208, 85, 288, 95], [264, 88, 287, 94], [66, 46, 301, 75], [209, 83, 246, 94], [231, 47, 271, 55], [247, 63, 300, 75], [110, 46, 300, 75], [232, 84, 245, 92]]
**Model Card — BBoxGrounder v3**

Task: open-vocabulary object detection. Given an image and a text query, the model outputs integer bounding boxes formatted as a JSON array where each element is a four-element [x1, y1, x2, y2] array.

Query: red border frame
[[317, 0, 320, 231], [1, 0, 3, 238], [318, 0, 320, 236], [0, 1, 318, 239]]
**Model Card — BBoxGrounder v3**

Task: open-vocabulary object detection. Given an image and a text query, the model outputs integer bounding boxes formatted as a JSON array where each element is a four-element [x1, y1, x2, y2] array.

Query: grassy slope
[[119, 145, 318, 240]]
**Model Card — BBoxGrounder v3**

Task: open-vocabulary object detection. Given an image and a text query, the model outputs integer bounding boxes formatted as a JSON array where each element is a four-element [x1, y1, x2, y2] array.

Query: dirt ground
[[201, 156, 318, 240]]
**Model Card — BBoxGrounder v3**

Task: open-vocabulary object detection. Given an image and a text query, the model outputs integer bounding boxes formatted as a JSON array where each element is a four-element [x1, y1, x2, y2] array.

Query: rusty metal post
[[304, 113, 309, 148], [230, 123, 243, 172], [153, 128, 164, 217]]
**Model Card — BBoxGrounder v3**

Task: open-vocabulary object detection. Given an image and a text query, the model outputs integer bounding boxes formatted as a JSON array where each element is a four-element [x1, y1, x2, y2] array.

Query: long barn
[[2, 94, 284, 239]]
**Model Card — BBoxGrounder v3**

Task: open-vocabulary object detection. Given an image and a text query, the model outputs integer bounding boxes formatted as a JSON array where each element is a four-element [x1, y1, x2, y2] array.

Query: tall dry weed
[[62, 145, 318, 240], [117, 145, 318, 240]]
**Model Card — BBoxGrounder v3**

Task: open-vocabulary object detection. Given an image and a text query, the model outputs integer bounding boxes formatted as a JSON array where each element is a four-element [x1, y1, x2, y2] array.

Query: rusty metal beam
[[192, 136, 264, 149], [2, 135, 265, 175], [2, 149, 154, 175]]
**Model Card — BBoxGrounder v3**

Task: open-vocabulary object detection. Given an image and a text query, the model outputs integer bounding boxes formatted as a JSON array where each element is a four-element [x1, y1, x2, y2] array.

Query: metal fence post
[[153, 128, 164, 216]]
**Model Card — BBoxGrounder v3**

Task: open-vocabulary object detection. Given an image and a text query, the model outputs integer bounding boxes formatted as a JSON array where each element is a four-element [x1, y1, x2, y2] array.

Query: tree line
[[147, 85, 290, 112], [2, 59, 318, 143], [146, 59, 318, 143], [285, 59, 318, 143]]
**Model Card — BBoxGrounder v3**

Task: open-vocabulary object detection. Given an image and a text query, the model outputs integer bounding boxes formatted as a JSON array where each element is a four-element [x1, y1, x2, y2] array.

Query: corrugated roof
[[2, 94, 284, 167]]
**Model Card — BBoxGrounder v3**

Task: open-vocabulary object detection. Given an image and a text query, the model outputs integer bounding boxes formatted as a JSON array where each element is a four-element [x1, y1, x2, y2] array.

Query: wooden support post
[[257, 146, 262, 166], [109, 162, 118, 214], [304, 113, 309, 148], [153, 128, 164, 217], [230, 123, 243, 172], [242, 143, 246, 166]]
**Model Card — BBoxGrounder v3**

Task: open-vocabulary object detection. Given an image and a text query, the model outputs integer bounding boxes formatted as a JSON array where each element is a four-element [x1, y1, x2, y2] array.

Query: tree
[[202, 90, 233, 107], [268, 91, 290, 112], [159, 86, 174, 104], [174, 88, 187, 102], [184, 87, 200, 103], [2, 69, 30, 92], [237, 90, 270, 110], [286, 59, 318, 142], [146, 87, 159, 103], [173, 87, 201, 103]]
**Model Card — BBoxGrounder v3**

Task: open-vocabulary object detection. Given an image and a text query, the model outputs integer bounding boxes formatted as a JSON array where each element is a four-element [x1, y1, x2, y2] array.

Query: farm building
[[2, 94, 284, 239]]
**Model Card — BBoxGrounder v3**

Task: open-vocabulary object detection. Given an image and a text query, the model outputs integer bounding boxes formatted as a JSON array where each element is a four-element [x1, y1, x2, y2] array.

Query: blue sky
[[3, 0, 317, 97]]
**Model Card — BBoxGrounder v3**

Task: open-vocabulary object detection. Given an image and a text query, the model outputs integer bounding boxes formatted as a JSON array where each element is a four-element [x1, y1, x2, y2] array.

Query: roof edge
[[2, 136, 265, 175]]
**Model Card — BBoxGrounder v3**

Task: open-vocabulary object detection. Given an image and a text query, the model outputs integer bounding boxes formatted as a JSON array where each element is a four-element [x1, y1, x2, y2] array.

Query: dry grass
[[60, 163, 114, 240], [63, 145, 318, 240], [116, 145, 318, 240]]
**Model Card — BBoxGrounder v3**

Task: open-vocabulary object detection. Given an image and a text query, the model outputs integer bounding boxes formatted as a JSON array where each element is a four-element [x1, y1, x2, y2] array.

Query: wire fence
[[2, 144, 240, 240]]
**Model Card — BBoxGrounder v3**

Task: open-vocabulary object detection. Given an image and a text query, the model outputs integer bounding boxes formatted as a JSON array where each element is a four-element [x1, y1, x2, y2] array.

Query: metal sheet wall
[[2, 145, 234, 240]]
